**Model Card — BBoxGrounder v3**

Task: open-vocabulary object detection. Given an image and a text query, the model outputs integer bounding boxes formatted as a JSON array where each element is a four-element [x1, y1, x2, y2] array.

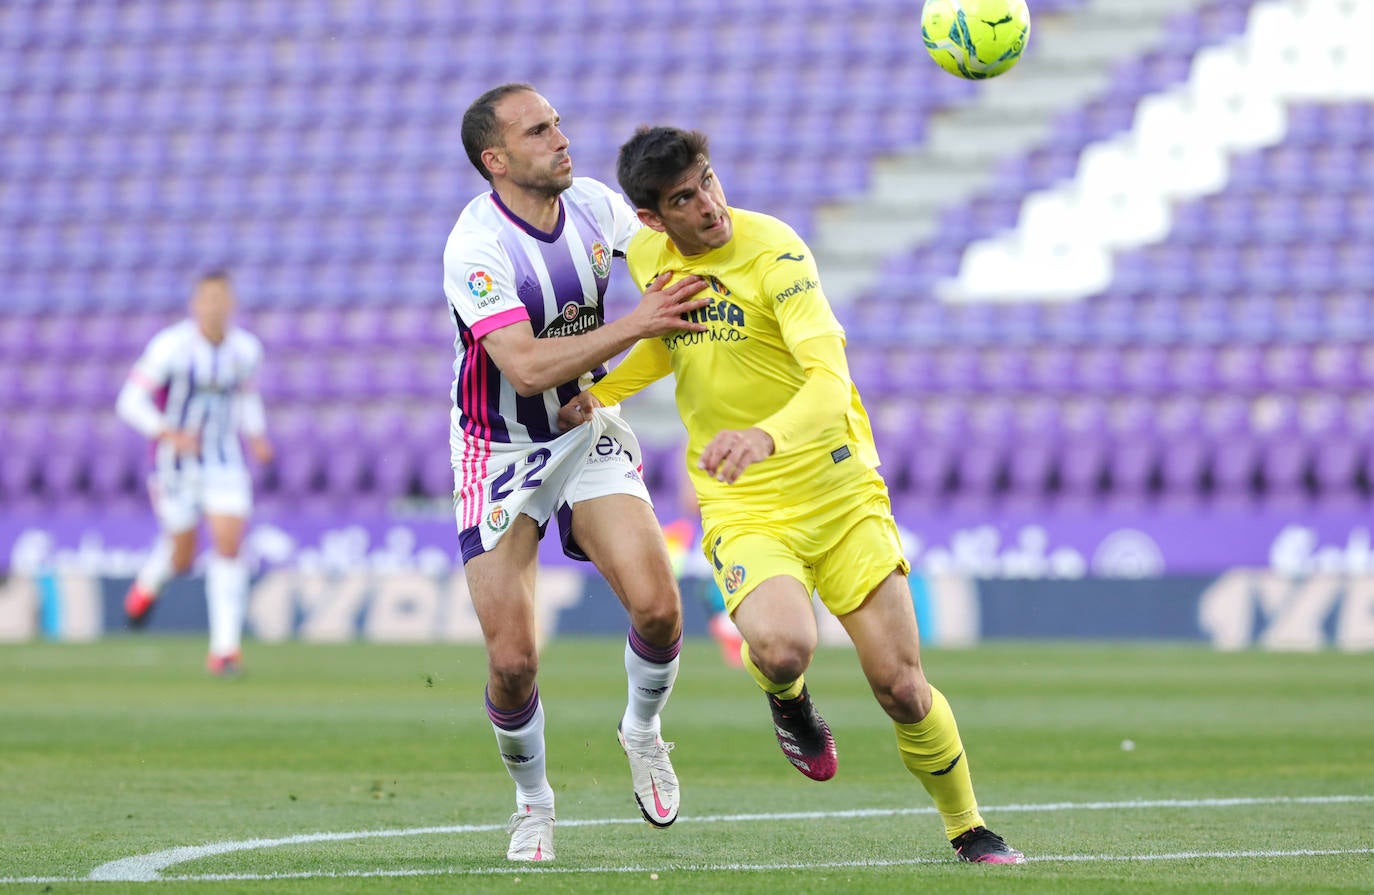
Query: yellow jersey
[[599, 208, 881, 522]]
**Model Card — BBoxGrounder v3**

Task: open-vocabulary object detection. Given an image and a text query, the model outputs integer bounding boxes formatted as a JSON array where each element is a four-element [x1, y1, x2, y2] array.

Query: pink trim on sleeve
[[128, 369, 158, 390], [469, 307, 530, 340]]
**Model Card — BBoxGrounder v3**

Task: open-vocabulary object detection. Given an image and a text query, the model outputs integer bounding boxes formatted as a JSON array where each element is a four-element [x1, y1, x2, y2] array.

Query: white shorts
[[453, 409, 651, 563], [149, 464, 253, 534]]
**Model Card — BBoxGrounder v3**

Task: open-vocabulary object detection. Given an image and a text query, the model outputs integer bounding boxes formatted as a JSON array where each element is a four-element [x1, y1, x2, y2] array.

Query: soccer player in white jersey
[[444, 83, 710, 862], [116, 271, 273, 677]]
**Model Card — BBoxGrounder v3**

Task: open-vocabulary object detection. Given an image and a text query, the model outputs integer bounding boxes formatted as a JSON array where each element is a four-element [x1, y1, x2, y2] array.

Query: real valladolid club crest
[[590, 241, 611, 278], [486, 506, 510, 533]]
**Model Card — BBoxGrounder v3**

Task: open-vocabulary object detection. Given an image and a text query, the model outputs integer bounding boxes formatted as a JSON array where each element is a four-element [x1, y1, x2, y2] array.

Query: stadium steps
[[810, 0, 1212, 306]]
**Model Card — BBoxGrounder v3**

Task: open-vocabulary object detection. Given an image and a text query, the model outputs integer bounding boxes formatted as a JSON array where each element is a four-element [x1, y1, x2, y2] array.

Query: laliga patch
[[724, 563, 747, 594], [466, 269, 499, 309], [486, 506, 510, 532]]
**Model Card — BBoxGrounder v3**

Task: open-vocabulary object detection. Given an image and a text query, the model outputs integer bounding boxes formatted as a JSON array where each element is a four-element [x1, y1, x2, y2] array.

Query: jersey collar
[[490, 191, 566, 243]]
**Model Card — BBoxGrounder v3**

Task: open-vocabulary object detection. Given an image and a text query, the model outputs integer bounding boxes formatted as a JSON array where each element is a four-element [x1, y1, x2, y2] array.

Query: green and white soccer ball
[[921, 0, 1031, 80]]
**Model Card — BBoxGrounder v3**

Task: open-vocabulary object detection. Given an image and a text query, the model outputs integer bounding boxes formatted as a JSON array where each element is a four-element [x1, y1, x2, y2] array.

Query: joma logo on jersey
[[775, 277, 818, 303], [684, 299, 745, 327], [589, 241, 611, 277]]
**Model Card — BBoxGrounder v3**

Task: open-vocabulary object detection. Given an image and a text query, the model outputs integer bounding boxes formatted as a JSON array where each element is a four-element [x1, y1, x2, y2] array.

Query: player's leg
[[827, 515, 1023, 863], [464, 513, 556, 859], [204, 512, 249, 675], [730, 572, 839, 781], [125, 475, 198, 627], [571, 491, 683, 826], [200, 469, 255, 675]]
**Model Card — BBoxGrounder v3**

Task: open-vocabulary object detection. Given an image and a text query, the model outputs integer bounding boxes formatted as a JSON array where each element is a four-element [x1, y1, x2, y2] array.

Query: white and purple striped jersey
[[116, 320, 267, 476], [441, 177, 641, 453]]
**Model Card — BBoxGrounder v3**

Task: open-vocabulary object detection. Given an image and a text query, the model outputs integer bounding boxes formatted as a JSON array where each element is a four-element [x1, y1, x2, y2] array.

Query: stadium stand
[[0, 0, 1369, 523]]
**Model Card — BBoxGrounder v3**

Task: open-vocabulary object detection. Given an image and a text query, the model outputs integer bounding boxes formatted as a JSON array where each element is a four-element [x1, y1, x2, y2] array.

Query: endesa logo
[[775, 277, 818, 303]]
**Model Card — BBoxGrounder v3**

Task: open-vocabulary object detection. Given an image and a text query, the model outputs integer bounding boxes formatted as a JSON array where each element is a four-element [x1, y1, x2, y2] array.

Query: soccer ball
[[921, 0, 1031, 80]]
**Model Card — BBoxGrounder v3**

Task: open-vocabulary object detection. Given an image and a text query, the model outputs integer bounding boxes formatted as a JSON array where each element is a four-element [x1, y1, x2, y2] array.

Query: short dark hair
[[461, 82, 536, 182], [616, 126, 711, 211], [197, 269, 231, 285]]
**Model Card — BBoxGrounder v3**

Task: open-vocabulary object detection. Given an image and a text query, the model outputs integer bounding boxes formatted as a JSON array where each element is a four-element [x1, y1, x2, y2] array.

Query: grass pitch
[[1, 636, 1371, 894]]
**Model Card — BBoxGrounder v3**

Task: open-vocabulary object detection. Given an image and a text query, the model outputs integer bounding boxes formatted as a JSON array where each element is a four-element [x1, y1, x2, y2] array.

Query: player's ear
[[636, 208, 667, 233], [481, 146, 506, 179]]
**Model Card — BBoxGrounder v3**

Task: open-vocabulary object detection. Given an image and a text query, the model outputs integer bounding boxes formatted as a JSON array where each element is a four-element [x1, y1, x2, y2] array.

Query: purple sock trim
[[486, 684, 540, 730], [628, 627, 682, 664]]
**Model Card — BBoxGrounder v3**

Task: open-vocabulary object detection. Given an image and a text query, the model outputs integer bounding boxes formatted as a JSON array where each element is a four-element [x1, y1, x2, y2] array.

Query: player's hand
[[630, 272, 710, 338], [557, 391, 604, 431], [248, 435, 275, 464], [163, 429, 200, 456], [698, 427, 775, 484]]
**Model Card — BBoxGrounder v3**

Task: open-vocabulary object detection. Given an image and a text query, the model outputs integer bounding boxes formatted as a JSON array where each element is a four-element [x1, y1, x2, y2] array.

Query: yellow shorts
[[703, 496, 910, 617]]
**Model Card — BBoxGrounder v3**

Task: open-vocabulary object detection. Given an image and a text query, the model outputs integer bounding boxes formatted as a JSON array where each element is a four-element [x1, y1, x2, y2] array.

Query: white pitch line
[[7, 849, 1374, 885], [0, 794, 1368, 885]]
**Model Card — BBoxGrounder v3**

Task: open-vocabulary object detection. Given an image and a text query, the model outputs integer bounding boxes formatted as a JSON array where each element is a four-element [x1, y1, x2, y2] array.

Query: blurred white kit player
[[115, 271, 273, 676]]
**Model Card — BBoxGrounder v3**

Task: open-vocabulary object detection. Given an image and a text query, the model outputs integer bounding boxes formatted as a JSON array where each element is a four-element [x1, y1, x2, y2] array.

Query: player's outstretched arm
[[483, 273, 709, 397], [699, 335, 851, 484], [558, 335, 673, 431]]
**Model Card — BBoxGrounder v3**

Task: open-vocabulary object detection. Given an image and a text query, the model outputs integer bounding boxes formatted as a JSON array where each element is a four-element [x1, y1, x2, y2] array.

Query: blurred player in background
[[560, 126, 1025, 864], [445, 84, 710, 862], [116, 270, 273, 677]]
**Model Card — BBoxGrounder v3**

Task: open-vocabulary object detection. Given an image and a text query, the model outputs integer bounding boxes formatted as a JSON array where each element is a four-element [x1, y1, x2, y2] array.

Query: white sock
[[488, 689, 554, 811], [205, 554, 248, 656], [620, 628, 680, 745], [135, 537, 176, 594]]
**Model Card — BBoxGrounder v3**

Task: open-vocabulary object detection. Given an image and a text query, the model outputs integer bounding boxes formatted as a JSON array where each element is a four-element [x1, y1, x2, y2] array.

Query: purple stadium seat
[[1055, 437, 1110, 500], [1005, 440, 1057, 499], [1158, 436, 1211, 498], [1260, 438, 1312, 508], [1210, 438, 1261, 502], [1310, 438, 1367, 506]]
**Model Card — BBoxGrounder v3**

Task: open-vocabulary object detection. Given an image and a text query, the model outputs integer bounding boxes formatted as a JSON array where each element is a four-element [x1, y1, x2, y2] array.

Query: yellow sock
[[740, 641, 805, 701], [893, 685, 985, 840]]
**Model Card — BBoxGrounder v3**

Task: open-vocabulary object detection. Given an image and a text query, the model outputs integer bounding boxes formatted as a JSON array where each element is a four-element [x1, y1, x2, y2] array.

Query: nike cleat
[[617, 725, 680, 827], [506, 805, 555, 861], [951, 826, 1025, 864], [124, 584, 157, 629], [767, 685, 838, 781]]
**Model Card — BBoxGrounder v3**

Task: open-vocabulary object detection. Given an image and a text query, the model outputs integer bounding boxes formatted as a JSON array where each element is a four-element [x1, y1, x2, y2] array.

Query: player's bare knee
[[876, 673, 932, 723], [488, 650, 539, 698], [628, 598, 681, 644], [751, 640, 812, 683]]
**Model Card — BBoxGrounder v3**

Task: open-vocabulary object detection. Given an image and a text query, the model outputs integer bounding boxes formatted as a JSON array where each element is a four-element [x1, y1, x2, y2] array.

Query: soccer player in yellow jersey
[[559, 126, 1025, 864]]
